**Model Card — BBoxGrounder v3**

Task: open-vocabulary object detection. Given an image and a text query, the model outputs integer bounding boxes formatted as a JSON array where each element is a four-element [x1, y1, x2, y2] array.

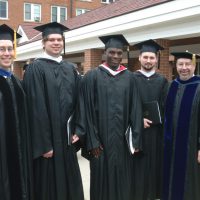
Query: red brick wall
[[129, 57, 140, 72], [75, 0, 107, 11], [156, 39, 172, 80], [13, 61, 24, 80], [0, 0, 69, 29], [84, 48, 104, 73], [0, 0, 109, 29]]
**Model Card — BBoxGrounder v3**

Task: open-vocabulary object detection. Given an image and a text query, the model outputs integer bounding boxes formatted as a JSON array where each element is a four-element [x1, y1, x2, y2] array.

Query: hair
[[42, 35, 64, 43]]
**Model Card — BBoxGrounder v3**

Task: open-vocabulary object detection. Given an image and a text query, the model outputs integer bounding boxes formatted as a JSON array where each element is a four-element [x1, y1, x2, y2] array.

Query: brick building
[[0, 0, 115, 29], [7, 0, 200, 80]]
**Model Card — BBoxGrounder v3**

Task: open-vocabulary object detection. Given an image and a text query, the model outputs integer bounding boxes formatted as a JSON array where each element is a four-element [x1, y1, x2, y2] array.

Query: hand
[[43, 150, 53, 158], [90, 146, 103, 158], [72, 134, 80, 144], [197, 150, 200, 163], [144, 118, 152, 128], [134, 148, 140, 153]]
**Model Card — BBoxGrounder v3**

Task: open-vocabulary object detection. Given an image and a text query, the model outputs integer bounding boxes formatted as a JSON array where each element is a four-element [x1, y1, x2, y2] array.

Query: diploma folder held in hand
[[125, 125, 135, 154], [143, 101, 162, 124]]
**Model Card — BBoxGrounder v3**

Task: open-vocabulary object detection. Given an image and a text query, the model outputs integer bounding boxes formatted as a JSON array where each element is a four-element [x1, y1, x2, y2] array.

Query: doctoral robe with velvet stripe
[[132, 71, 168, 200], [163, 76, 200, 200], [23, 58, 84, 200], [76, 66, 142, 200]]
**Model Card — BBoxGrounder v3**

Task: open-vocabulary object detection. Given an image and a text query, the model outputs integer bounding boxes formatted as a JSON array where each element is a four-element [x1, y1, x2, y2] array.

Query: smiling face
[[0, 40, 14, 69], [105, 47, 123, 70], [139, 52, 157, 72], [43, 34, 64, 57], [176, 58, 195, 81]]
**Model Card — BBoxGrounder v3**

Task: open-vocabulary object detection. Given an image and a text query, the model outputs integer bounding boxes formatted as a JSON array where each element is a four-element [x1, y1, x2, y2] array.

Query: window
[[101, 0, 115, 3], [51, 6, 67, 23], [0, 0, 8, 19], [24, 3, 41, 22], [76, 9, 90, 16]]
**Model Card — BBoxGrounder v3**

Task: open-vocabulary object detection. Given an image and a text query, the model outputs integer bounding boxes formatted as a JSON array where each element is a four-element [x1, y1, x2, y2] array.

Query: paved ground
[[77, 151, 90, 200]]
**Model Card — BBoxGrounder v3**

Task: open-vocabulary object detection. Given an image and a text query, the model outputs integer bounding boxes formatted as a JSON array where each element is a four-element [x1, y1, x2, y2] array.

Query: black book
[[143, 101, 162, 124]]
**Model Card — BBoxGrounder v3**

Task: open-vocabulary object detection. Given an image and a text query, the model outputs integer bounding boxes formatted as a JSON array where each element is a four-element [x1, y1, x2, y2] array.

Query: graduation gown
[[132, 71, 168, 200], [0, 92, 8, 199], [0, 74, 34, 200], [23, 58, 84, 200], [163, 76, 200, 200], [76, 66, 142, 200]]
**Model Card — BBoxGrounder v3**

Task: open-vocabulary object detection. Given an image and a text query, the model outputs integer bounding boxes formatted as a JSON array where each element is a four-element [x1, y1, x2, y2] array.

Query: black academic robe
[[76, 66, 142, 200], [0, 92, 8, 199], [132, 71, 168, 200], [23, 58, 84, 200], [0, 75, 34, 200], [163, 76, 200, 200]]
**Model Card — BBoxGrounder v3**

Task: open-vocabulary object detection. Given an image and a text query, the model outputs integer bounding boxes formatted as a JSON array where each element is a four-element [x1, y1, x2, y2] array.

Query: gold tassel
[[14, 29, 17, 59], [192, 54, 196, 65]]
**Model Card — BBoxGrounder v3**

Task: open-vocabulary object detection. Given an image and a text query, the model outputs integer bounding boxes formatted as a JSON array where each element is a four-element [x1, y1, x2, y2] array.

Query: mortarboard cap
[[171, 51, 200, 65], [99, 34, 129, 50], [34, 22, 69, 38], [0, 24, 21, 41], [134, 39, 164, 53], [0, 24, 22, 59]]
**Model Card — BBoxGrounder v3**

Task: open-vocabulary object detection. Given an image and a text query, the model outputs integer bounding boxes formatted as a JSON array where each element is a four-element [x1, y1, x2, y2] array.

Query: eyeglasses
[[0, 47, 14, 53]]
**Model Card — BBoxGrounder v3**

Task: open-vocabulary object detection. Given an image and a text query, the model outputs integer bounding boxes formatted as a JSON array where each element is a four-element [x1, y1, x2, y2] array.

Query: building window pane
[[76, 9, 90, 16], [76, 9, 82, 16], [34, 5, 40, 21], [24, 3, 41, 22], [51, 6, 67, 23], [25, 4, 31, 20], [0, 1, 8, 18], [60, 7, 66, 22], [52, 7, 57, 22]]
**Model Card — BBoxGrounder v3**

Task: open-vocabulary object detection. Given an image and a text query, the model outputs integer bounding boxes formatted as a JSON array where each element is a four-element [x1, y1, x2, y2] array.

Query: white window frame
[[24, 3, 41, 22], [76, 8, 90, 16], [51, 6, 67, 23], [0, 0, 8, 19], [101, 0, 115, 3]]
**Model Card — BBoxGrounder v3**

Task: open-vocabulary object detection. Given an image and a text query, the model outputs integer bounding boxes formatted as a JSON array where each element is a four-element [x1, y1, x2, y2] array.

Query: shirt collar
[[138, 69, 155, 77], [38, 52, 63, 63]]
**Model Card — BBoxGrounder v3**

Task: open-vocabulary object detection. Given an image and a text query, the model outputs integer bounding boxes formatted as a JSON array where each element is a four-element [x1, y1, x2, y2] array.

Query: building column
[[156, 39, 172, 80], [84, 49, 104, 74], [13, 61, 23, 80]]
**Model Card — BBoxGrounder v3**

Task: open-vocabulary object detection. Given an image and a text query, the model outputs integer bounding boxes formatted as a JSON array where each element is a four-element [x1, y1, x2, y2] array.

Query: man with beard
[[75, 34, 142, 200], [163, 51, 200, 200], [132, 39, 168, 200], [0, 24, 33, 200], [23, 22, 84, 200]]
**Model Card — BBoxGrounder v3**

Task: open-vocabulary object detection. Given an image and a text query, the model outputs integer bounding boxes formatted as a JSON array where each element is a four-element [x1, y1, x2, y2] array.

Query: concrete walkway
[[77, 151, 90, 200]]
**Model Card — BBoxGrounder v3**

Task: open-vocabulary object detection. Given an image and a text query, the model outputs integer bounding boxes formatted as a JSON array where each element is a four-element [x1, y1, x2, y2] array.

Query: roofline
[[66, 0, 174, 31], [16, 0, 200, 61]]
